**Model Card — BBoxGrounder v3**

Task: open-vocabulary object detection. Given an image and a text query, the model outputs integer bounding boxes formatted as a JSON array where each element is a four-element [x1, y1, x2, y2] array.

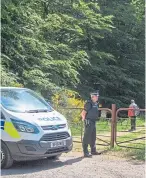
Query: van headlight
[[11, 119, 39, 134]]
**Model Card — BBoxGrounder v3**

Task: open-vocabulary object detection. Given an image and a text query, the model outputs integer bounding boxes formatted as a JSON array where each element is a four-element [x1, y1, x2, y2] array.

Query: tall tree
[[1, 0, 144, 107], [1, 0, 112, 95], [77, 0, 145, 107]]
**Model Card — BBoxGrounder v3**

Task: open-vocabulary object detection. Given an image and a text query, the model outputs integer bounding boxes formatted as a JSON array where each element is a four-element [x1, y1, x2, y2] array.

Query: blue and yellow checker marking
[[0, 120, 20, 139], [0, 120, 5, 130]]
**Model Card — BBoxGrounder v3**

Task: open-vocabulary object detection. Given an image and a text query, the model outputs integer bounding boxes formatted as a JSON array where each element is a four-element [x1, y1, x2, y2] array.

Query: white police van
[[0, 87, 72, 168]]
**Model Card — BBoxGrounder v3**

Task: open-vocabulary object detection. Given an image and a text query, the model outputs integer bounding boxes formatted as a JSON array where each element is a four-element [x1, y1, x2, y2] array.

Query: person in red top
[[128, 100, 139, 131]]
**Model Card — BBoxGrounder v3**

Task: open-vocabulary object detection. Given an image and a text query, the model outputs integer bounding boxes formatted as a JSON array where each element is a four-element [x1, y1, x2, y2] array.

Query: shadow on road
[[1, 156, 83, 176]]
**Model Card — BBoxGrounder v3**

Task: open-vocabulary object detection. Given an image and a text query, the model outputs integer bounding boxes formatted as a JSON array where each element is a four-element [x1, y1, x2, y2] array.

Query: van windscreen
[[1, 89, 53, 113]]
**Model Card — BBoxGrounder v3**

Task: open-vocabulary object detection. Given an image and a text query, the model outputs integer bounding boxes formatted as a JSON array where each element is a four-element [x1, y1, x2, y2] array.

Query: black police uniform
[[82, 100, 99, 155]]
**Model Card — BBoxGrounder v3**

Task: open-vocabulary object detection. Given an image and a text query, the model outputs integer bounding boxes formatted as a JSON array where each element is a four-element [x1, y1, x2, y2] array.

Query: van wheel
[[48, 154, 61, 160], [1, 142, 13, 169]]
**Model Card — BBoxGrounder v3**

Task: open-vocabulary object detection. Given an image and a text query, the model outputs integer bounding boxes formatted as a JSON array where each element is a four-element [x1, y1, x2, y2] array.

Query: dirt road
[[1, 152, 145, 178]]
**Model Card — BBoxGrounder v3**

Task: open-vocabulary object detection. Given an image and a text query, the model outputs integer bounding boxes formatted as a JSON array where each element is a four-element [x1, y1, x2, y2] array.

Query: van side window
[[1, 112, 6, 120]]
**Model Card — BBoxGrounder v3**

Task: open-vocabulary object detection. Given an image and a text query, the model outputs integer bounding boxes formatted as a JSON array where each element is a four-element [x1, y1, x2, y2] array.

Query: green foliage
[[1, 62, 22, 87], [1, 0, 144, 108], [52, 89, 84, 124], [82, 0, 145, 108]]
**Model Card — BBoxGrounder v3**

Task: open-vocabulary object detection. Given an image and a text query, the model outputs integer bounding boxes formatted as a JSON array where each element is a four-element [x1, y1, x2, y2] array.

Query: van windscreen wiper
[[25, 109, 49, 113]]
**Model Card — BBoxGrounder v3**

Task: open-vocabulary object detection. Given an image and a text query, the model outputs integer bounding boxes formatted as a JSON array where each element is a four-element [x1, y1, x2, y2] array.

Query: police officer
[[81, 92, 101, 157]]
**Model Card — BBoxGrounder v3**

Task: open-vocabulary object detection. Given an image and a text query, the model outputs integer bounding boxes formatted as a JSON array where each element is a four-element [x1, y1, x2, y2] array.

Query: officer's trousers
[[82, 120, 96, 154]]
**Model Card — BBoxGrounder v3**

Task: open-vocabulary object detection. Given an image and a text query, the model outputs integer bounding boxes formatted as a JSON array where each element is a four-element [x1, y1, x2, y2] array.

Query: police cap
[[90, 91, 99, 96]]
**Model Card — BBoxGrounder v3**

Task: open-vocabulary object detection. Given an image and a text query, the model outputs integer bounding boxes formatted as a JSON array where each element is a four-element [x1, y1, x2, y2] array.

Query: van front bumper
[[5, 137, 73, 161]]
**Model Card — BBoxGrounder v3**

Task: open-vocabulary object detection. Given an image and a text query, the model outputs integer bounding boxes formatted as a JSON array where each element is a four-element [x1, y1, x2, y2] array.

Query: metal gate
[[57, 105, 145, 151], [57, 105, 116, 151], [115, 108, 146, 149]]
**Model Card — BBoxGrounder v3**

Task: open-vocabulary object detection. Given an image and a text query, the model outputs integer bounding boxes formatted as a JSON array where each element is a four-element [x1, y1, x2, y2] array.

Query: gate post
[[111, 104, 116, 148]]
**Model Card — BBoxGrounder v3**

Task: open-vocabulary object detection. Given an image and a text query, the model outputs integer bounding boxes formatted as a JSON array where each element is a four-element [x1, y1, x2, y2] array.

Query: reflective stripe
[[4, 121, 21, 138]]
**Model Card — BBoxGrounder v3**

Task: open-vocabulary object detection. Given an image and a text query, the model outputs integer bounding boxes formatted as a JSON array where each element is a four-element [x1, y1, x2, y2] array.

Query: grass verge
[[71, 118, 145, 161]]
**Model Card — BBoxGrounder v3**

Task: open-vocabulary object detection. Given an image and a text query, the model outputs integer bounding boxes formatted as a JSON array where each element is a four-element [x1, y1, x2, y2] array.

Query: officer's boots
[[91, 146, 101, 155], [83, 144, 92, 157]]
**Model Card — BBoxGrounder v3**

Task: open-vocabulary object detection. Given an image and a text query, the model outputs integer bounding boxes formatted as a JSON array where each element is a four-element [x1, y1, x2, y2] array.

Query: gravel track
[[1, 152, 145, 178]]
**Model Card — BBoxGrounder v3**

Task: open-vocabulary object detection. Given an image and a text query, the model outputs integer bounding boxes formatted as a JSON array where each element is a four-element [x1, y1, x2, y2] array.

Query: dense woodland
[[1, 0, 145, 108]]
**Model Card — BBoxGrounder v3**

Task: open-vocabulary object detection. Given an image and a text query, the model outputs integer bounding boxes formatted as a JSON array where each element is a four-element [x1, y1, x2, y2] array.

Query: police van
[[0, 87, 73, 168]]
